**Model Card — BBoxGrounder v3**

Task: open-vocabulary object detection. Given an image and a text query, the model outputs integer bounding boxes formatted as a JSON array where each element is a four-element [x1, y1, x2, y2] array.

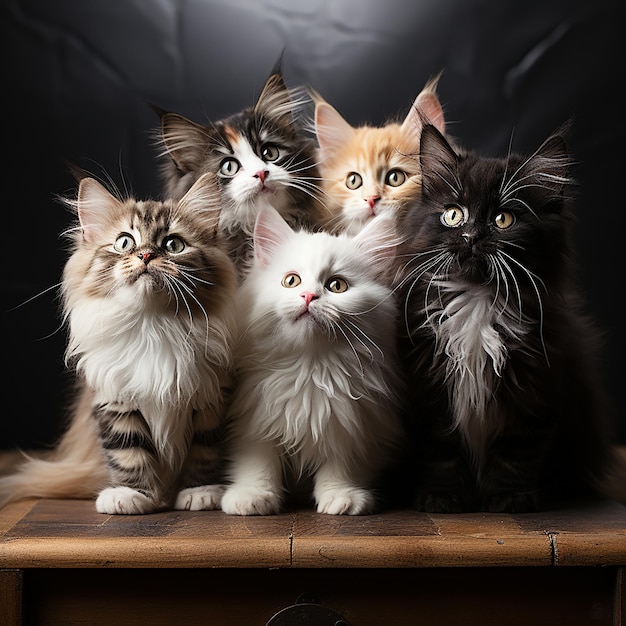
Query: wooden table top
[[1, 497, 624, 570]]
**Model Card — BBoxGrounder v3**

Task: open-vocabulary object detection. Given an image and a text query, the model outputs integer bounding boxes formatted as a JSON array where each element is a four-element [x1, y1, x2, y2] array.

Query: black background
[[3, 0, 624, 449]]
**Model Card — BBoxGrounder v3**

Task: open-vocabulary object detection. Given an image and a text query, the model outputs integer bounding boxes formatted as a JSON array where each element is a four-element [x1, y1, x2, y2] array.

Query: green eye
[[220, 158, 240, 177], [162, 235, 185, 253], [326, 276, 349, 293], [282, 272, 301, 288], [113, 233, 135, 253], [261, 143, 280, 162], [346, 172, 363, 190], [385, 169, 406, 187], [494, 211, 515, 230], [441, 205, 467, 228]]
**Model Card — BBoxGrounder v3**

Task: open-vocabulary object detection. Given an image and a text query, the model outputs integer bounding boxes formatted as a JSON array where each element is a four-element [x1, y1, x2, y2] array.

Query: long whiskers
[[341, 317, 384, 363], [8, 281, 63, 312], [498, 249, 548, 362]]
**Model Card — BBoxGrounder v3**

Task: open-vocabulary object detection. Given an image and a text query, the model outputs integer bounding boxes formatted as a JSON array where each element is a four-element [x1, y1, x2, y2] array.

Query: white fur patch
[[96, 486, 157, 514], [66, 286, 229, 466], [425, 284, 521, 464]]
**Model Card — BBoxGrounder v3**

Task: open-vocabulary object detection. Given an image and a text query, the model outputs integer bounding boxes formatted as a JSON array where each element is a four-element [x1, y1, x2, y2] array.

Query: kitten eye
[[260, 143, 280, 162], [493, 211, 515, 230], [282, 272, 301, 288], [385, 169, 406, 187], [326, 276, 349, 293], [441, 205, 468, 228], [345, 172, 363, 190], [113, 233, 135, 253], [219, 158, 241, 177], [162, 235, 186, 254]]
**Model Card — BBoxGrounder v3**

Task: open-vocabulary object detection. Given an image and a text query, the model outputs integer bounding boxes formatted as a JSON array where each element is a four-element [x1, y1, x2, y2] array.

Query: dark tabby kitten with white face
[[155, 69, 325, 280], [395, 122, 615, 513], [0, 172, 238, 514]]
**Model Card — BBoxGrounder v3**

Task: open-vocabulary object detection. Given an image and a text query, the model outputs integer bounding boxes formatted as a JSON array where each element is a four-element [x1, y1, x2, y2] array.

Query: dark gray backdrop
[[3, 0, 624, 448]]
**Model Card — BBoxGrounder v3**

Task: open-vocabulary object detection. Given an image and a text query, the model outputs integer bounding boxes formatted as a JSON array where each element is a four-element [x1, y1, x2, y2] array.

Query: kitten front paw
[[174, 485, 225, 511], [483, 490, 539, 513], [96, 487, 158, 515], [414, 491, 472, 513], [316, 487, 376, 515], [221, 485, 282, 515]]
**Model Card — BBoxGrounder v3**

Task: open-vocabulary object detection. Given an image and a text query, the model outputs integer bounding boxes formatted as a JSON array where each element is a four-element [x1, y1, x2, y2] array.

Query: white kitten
[[221, 206, 405, 515]]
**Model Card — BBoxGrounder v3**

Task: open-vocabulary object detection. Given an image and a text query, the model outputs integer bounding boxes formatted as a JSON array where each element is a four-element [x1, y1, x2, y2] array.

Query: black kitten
[[395, 122, 616, 513]]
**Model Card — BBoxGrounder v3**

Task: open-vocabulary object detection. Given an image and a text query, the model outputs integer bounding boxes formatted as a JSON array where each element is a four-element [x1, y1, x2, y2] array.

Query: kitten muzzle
[[138, 251, 157, 265], [254, 169, 268, 184]]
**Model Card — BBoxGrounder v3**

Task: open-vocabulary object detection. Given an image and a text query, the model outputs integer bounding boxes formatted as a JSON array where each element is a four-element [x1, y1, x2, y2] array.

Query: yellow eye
[[162, 235, 185, 254], [345, 172, 363, 190], [219, 158, 240, 177], [281, 272, 301, 288], [441, 205, 467, 228], [326, 276, 349, 293], [385, 169, 406, 187], [494, 211, 515, 229], [260, 143, 280, 162], [113, 233, 135, 253]]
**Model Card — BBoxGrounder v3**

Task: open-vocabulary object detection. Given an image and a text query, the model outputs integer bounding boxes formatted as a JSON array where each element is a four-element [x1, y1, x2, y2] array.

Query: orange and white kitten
[[314, 77, 446, 235]]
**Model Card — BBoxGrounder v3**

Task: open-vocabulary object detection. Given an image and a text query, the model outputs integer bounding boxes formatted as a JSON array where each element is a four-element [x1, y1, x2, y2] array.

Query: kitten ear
[[253, 206, 294, 266], [353, 215, 399, 276], [158, 111, 209, 173], [402, 74, 446, 139], [529, 126, 571, 194], [419, 123, 458, 184], [314, 99, 356, 161], [77, 178, 122, 244], [177, 172, 223, 235], [255, 72, 293, 126]]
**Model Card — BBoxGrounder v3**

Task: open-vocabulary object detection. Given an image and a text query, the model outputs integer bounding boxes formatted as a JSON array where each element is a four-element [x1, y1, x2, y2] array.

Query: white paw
[[95, 487, 157, 515], [316, 487, 375, 515], [174, 485, 225, 511], [221, 485, 282, 516]]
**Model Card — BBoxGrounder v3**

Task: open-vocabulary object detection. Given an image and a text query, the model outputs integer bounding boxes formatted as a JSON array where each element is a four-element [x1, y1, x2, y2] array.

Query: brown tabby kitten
[[394, 122, 617, 513], [154, 68, 325, 280], [0, 173, 238, 514], [314, 77, 445, 235]]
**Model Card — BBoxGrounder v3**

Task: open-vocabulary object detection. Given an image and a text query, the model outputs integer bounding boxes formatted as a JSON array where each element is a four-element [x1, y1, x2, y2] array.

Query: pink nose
[[367, 196, 380, 211], [301, 292, 318, 306], [138, 251, 154, 264], [255, 170, 267, 183]]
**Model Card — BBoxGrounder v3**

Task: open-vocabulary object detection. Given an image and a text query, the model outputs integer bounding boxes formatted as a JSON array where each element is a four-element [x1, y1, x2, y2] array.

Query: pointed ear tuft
[[177, 172, 223, 235], [255, 72, 292, 125], [528, 125, 572, 195], [314, 99, 356, 161], [419, 124, 458, 185], [159, 112, 209, 173], [77, 178, 122, 244], [402, 74, 446, 138], [253, 206, 294, 266]]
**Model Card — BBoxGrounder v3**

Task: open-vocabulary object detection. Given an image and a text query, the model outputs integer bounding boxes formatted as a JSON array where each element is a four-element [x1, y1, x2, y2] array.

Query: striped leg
[[174, 406, 227, 511], [94, 404, 164, 514]]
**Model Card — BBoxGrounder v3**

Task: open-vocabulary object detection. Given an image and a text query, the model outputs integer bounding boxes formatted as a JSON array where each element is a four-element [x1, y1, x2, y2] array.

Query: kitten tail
[[0, 387, 109, 510]]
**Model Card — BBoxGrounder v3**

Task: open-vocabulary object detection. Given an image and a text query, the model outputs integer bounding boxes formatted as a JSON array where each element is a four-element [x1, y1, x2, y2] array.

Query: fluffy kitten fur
[[155, 69, 325, 280], [0, 173, 238, 514], [221, 206, 405, 515], [394, 122, 617, 513], [314, 77, 445, 235]]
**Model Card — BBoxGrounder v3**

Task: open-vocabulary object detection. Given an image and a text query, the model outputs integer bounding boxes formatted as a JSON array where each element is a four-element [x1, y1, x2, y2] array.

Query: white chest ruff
[[427, 287, 509, 455], [233, 350, 395, 472], [67, 296, 222, 416]]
